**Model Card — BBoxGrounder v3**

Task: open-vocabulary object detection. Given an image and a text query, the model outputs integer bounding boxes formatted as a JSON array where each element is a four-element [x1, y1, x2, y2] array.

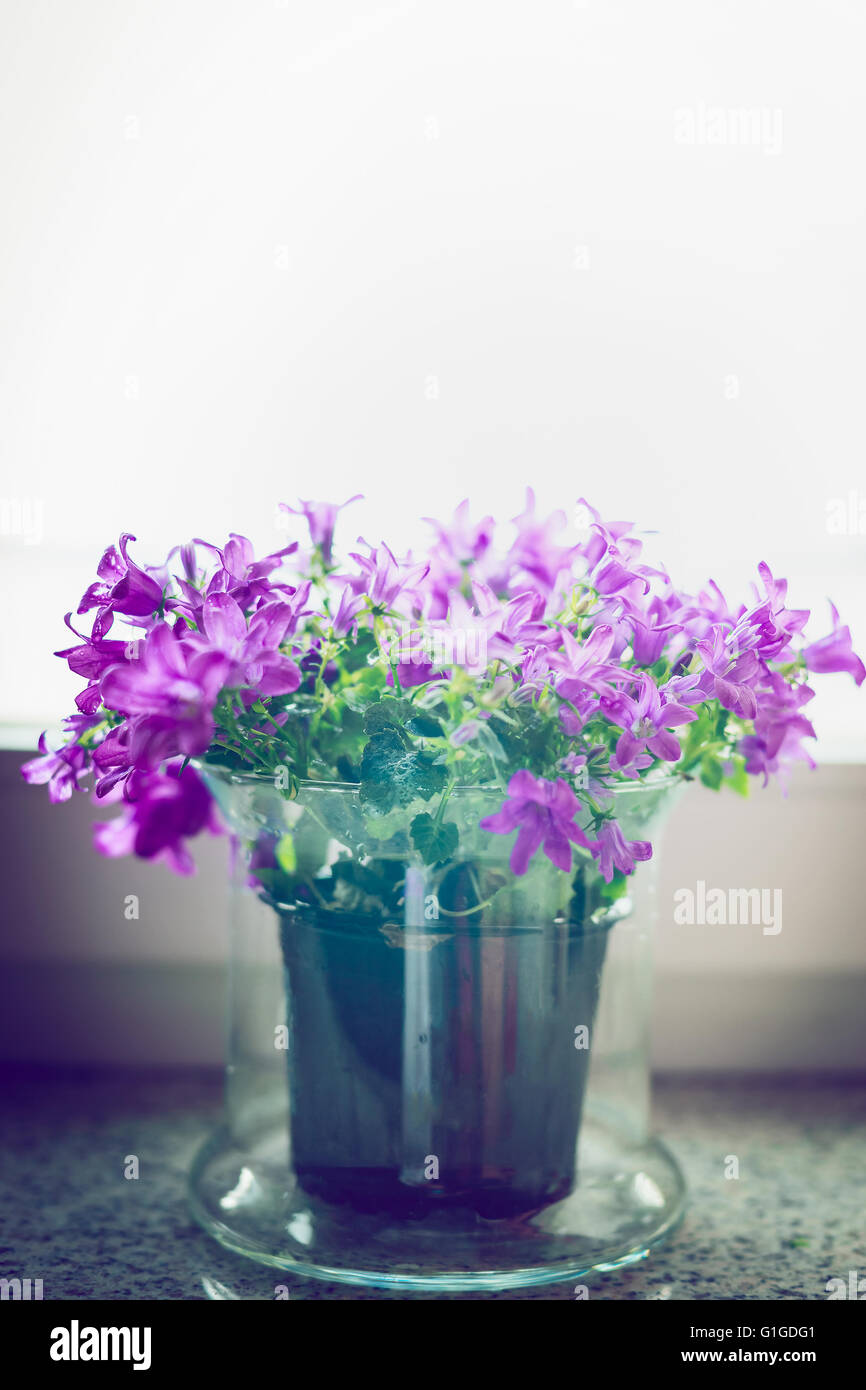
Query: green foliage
[[681, 703, 745, 802], [362, 697, 413, 734], [410, 812, 459, 865], [199, 560, 772, 913], [405, 711, 445, 738], [600, 871, 630, 905], [493, 708, 561, 775], [339, 627, 379, 673], [699, 754, 724, 790], [359, 728, 447, 812], [340, 666, 387, 712], [275, 833, 297, 874]]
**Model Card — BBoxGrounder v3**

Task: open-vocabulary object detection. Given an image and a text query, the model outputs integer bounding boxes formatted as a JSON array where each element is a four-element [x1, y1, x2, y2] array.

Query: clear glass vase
[[189, 768, 686, 1292]]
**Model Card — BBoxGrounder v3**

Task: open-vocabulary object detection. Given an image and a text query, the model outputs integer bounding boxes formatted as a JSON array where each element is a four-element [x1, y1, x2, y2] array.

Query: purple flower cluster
[[479, 771, 652, 880], [23, 494, 863, 881], [23, 530, 307, 872]]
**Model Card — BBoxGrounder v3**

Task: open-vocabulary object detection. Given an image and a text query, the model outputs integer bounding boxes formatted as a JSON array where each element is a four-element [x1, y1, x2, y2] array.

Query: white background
[[0, 0, 864, 753], [1, 2, 865, 1070]]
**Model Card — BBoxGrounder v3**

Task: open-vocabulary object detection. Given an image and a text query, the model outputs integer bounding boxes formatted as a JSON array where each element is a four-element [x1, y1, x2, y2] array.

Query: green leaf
[[362, 697, 412, 734], [699, 755, 724, 790], [406, 712, 444, 737], [340, 664, 387, 711], [679, 703, 715, 770], [275, 833, 297, 874], [410, 812, 459, 865], [359, 728, 447, 812], [339, 627, 379, 673], [599, 871, 630, 905]]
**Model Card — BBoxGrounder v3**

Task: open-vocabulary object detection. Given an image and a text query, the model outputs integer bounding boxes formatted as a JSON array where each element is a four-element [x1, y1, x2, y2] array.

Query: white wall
[[0, 0, 864, 751]]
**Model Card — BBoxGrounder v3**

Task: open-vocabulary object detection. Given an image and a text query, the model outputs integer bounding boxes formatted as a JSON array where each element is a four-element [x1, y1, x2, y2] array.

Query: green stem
[[433, 777, 455, 829]]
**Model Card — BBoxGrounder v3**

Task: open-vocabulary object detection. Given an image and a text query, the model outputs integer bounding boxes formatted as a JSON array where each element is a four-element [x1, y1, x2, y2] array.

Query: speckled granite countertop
[[1, 1069, 863, 1300]]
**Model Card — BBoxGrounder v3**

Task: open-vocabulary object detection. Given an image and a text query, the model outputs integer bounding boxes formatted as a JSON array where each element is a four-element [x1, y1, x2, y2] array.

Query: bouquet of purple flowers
[[25, 493, 863, 1221], [23, 493, 863, 890]]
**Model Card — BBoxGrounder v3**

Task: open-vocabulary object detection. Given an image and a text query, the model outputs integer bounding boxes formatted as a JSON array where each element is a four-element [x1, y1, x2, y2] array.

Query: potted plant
[[23, 493, 863, 1289]]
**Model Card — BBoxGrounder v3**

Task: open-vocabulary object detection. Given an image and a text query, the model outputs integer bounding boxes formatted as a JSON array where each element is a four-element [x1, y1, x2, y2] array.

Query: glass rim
[[195, 758, 683, 798]]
